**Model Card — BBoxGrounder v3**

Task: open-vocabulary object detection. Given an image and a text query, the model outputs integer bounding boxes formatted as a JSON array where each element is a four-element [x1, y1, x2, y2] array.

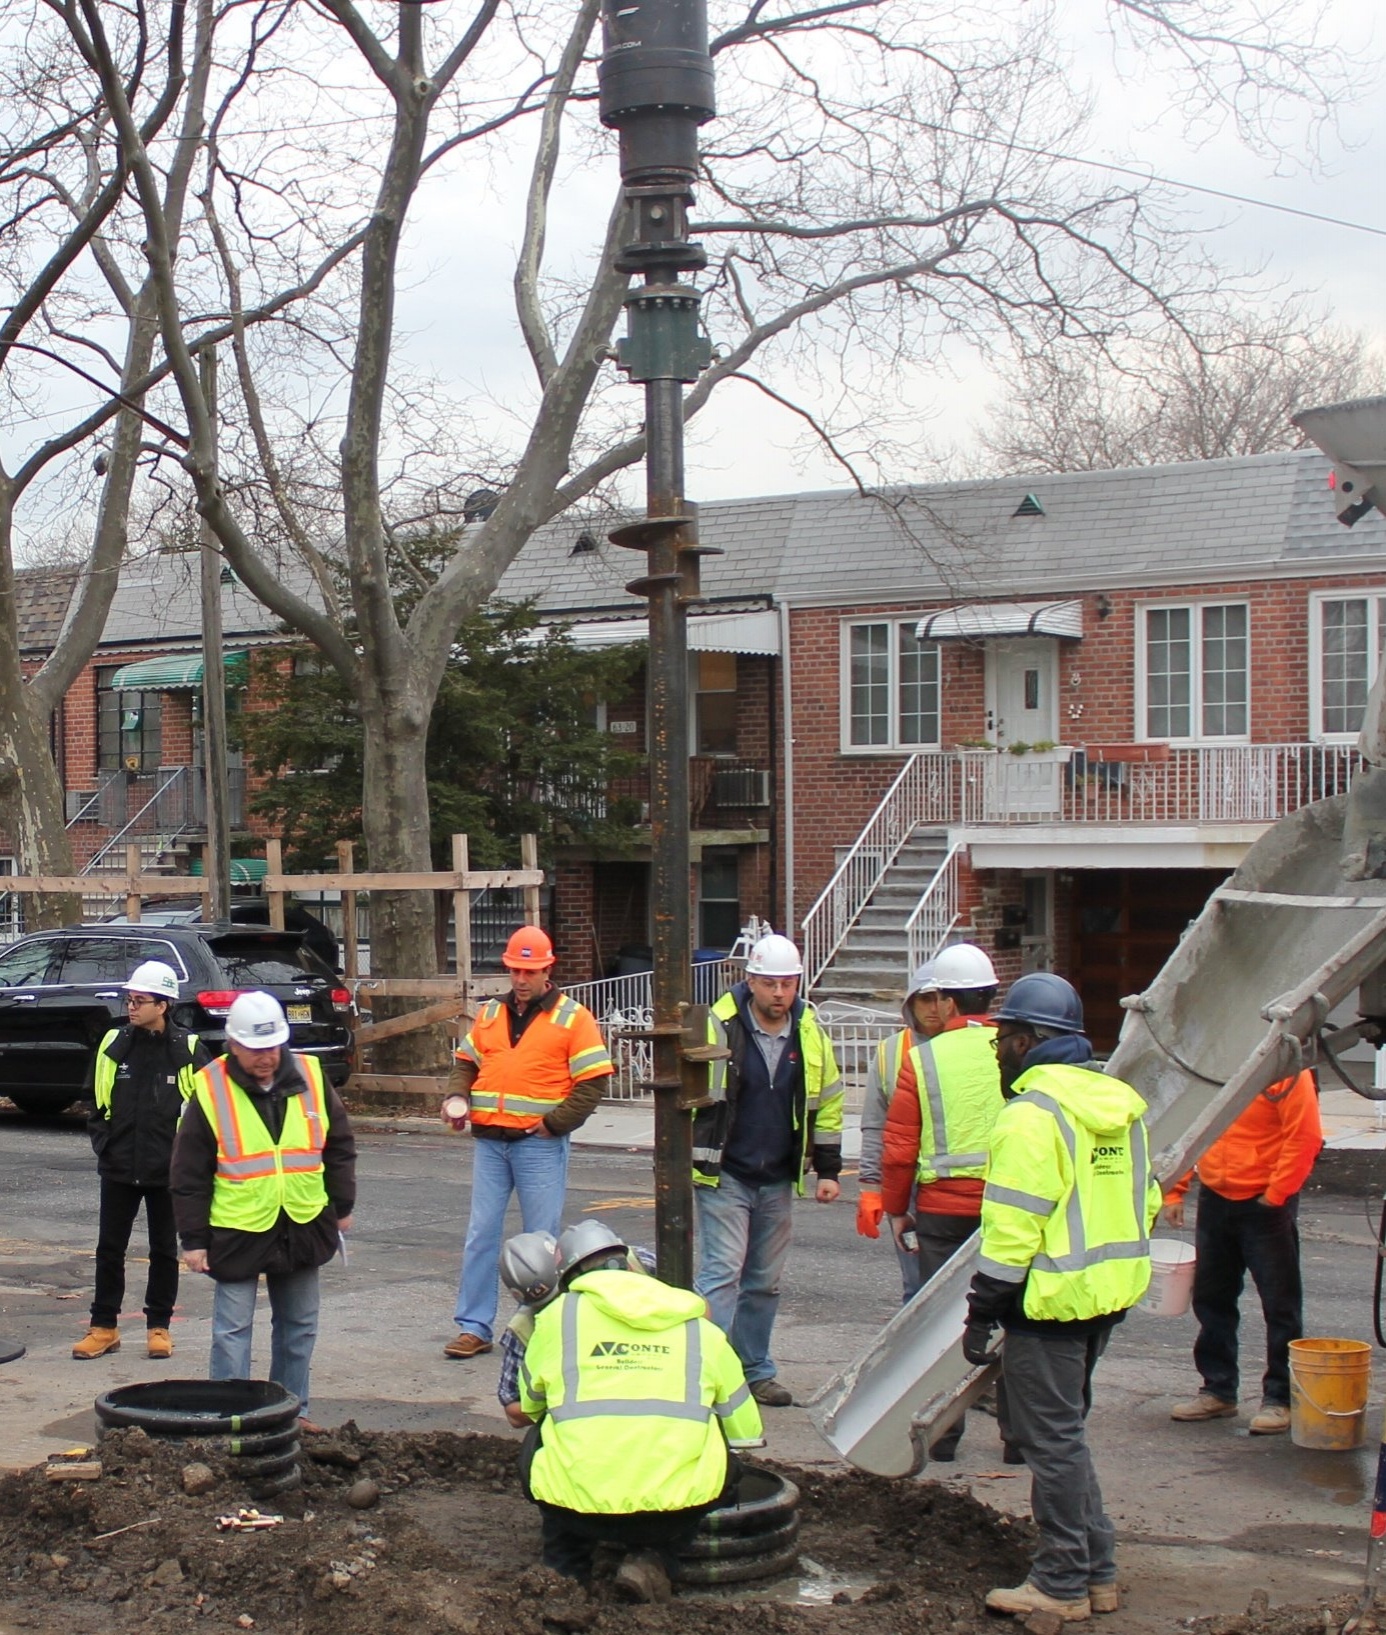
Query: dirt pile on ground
[[0, 1425, 1361, 1635]]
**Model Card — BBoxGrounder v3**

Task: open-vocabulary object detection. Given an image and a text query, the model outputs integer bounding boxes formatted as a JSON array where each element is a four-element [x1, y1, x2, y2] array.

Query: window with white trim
[[1140, 602, 1248, 741], [842, 620, 941, 750], [1311, 593, 1386, 740]]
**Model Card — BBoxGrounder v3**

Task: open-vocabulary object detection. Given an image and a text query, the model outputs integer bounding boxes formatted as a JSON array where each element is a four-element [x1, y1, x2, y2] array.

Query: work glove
[[962, 1320, 1000, 1367], [856, 1191, 884, 1239]]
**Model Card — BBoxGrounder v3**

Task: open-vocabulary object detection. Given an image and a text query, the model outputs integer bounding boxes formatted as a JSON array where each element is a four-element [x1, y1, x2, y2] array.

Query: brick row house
[[501, 450, 1386, 1048], [4, 551, 297, 897]]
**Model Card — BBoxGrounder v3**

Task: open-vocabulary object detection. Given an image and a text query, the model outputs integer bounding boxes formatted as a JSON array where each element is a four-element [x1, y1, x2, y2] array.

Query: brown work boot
[[146, 1328, 173, 1359], [985, 1580, 1091, 1621], [443, 1332, 492, 1359], [614, 1551, 672, 1604], [1170, 1391, 1237, 1421], [1248, 1401, 1291, 1435], [1089, 1581, 1120, 1614], [749, 1377, 793, 1407], [72, 1326, 120, 1360]]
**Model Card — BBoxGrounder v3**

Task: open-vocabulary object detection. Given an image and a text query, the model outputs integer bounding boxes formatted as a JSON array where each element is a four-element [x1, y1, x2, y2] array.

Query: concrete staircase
[[810, 828, 952, 1008]]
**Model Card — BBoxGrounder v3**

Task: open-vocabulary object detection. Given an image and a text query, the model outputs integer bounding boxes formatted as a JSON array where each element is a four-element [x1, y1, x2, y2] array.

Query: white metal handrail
[[801, 753, 956, 991], [81, 765, 191, 874], [904, 842, 962, 980]]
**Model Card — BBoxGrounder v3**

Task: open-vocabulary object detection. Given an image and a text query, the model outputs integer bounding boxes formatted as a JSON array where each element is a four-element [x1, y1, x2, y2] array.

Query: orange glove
[[856, 1191, 884, 1239]]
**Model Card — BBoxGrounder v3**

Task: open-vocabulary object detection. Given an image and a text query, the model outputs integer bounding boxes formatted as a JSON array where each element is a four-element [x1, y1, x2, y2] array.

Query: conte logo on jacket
[[1090, 1143, 1131, 1176], [589, 1340, 671, 1358]]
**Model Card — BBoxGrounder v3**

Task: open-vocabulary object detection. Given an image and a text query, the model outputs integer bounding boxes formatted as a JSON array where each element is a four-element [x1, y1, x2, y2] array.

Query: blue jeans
[[210, 1267, 321, 1418], [1193, 1186, 1303, 1406], [454, 1133, 570, 1341], [693, 1172, 793, 1384]]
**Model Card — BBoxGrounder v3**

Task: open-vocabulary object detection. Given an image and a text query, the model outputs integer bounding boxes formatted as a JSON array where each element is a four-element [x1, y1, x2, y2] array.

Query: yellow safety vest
[[909, 1023, 1003, 1185], [978, 1062, 1161, 1323], [693, 990, 843, 1193], [519, 1270, 763, 1514], [94, 1027, 201, 1115], [194, 1055, 331, 1233]]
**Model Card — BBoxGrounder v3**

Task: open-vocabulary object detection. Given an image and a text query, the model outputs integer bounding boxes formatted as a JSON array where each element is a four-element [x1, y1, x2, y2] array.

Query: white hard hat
[[745, 933, 803, 978], [124, 960, 181, 1002], [927, 943, 998, 991], [225, 990, 290, 1048]]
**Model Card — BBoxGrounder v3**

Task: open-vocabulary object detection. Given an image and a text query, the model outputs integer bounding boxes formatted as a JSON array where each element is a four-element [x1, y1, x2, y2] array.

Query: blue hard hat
[[995, 972, 1085, 1034]]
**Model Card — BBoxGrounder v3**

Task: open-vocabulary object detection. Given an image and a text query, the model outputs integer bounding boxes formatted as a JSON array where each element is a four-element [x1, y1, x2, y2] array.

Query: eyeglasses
[[989, 1029, 1027, 1053], [126, 994, 158, 1008]]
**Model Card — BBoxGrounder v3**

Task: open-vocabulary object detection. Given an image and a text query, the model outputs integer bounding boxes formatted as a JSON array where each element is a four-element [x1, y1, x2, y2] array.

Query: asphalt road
[[4, 1107, 1386, 1627]]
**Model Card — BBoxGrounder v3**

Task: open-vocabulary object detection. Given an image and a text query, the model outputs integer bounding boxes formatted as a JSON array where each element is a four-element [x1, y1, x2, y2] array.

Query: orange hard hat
[[502, 926, 555, 970]]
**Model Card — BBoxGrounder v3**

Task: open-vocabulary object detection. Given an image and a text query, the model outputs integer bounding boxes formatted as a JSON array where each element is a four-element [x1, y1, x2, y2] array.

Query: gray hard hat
[[555, 1219, 629, 1284], [499, 1231, 561, 1306]]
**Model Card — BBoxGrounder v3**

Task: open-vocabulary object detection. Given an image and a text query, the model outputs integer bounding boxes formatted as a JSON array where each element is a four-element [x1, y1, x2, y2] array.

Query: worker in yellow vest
[[518, 1220, 762, 1601], [963, 973, 1160, 1623], [172, 991, 356, 1433], [442, 927, 613, 1360]]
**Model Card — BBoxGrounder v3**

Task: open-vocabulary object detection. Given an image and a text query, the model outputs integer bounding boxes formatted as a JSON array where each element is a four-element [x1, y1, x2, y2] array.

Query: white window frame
[[1309, 590, 1386, 744], [1136, 599, 1251, 744], [839, 618, 943, 754]]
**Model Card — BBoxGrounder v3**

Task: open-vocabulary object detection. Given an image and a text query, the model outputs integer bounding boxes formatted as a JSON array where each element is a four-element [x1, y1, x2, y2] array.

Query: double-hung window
[[842, 620, 941, 751], [1311, 593, 1386, 740], [1140, 603, 1248, 741]]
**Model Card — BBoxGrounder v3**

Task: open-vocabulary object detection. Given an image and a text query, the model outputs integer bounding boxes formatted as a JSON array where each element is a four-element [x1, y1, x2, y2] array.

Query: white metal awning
[[554, 608, 781, 656], [915, 599, 1084, 641]]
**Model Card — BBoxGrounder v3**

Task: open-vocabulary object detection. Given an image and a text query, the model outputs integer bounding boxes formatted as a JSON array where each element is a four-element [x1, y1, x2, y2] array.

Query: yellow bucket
[[1287, 1338, 1372, 1451]]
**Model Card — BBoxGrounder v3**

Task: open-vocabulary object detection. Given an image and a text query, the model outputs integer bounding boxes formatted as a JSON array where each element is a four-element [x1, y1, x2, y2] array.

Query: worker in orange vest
[[441, 928, 613, 1359], [1164, 1071, 1322, 1435]]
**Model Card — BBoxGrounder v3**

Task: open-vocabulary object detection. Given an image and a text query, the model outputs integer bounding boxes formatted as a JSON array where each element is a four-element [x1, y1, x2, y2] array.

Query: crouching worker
[[497, 1231, 563, 1428], [517, 1221, 763, 1600]]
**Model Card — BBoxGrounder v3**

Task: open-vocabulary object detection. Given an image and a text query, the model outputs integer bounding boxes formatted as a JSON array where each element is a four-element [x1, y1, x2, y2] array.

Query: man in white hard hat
[[74, 960, 211, 1361], [881, 942, 1003, 1458], [171, 991, 356, 1432], [691, 932, 843, 1407], [856, 957, 947, 1303]]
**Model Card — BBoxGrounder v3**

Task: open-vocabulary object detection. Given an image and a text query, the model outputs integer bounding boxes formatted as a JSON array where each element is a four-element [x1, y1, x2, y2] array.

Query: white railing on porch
[[904, 841, 963, 979], [800, 753, 956, 991]]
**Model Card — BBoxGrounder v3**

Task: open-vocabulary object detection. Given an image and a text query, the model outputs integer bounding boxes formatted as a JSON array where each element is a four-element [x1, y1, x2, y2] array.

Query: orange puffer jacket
[[1165, 1071, 1322, 1208]]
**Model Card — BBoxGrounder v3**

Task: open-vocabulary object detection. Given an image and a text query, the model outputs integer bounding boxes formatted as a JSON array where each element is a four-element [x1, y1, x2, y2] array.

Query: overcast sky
[[390, 0, 1385, 504]]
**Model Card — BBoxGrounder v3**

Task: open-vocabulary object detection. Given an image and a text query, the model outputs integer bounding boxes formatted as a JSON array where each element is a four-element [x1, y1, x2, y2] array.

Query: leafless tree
[[975, 301, 1378, 473], [61, 0, 1353, 1033]]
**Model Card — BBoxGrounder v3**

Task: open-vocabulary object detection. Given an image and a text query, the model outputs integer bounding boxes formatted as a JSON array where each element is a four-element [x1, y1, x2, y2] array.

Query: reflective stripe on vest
[[465, 991, 611, 1128], [977, 1090, 1152, 1282], [876, 1030, 910, 1109], [94, 1028, 202, 1116], [195, 1055, 330, 1232], [546, 1297, 712, 1425], [910, 1024, 1000, 1183]]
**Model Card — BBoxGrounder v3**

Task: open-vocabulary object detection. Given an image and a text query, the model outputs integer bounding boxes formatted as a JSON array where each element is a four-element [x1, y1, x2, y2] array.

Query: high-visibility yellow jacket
[[193, 1054, 331, 1233], [691, 986, 843, 1194], [909, 1023, 1003, 1185], [519, 1270, 763, 1514], [457, 992, 612, 1132], [978, 1062, 1162, 1323]]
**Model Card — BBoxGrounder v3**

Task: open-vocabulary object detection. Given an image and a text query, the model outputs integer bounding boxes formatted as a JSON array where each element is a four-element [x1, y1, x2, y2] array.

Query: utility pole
[[198, 345, 232, 921], [598, 0, 718, 1288]]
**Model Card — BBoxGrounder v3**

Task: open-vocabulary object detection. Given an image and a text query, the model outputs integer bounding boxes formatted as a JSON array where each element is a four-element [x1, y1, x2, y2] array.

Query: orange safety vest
[[457, 992, 612, 1131]]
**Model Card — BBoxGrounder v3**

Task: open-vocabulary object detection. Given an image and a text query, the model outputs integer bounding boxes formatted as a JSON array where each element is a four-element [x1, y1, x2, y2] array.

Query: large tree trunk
[[359, 689, 443, 1073]]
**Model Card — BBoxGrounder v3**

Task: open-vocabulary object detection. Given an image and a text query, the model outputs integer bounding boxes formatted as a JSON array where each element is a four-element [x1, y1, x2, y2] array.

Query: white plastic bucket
[[1141, 1239, 1196, 1317]]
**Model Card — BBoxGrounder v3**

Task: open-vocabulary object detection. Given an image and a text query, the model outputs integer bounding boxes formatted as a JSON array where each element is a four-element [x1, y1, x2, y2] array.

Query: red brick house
[[502, 450, 1386, 1044]]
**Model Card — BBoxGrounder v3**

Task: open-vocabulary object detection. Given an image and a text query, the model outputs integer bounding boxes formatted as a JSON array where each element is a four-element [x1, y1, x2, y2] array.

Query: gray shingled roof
[[14, 566, 80, 650], [98, 550, 302, 648], [497, 450, 1386, 619]]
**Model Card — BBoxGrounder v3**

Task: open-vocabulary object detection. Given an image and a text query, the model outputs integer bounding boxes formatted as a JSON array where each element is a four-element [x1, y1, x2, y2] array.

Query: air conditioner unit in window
[[713, 767, 771, 807]]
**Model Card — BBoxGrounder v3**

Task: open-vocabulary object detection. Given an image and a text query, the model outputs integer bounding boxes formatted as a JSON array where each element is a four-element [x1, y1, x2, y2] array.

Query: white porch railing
[[904, 841, 962, 979], [800, 753, 956, 990]]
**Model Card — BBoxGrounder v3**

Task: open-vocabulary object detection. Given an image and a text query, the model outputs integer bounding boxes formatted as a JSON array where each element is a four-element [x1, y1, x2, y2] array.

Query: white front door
[[986, 640, 1059, 747]]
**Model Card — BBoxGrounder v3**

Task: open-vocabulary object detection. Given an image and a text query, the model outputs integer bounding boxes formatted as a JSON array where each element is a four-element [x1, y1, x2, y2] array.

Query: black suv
[[0, 923, 355, 1115]]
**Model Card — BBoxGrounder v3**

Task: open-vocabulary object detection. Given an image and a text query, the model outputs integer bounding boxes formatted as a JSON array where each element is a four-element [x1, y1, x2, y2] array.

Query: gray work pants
[[1000, 1325, 1117, 1599]]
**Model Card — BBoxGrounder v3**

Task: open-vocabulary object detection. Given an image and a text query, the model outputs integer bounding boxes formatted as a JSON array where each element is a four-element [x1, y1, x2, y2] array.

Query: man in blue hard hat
[[963, 972, 1161, 1624]]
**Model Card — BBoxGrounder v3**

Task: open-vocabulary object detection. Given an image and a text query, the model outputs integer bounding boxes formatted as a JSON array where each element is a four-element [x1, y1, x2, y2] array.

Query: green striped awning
[[110, 651, 249, 691], [188, 856, 268, 883]]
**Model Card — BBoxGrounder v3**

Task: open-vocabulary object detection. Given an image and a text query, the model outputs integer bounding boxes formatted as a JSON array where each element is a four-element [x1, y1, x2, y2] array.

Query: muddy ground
[[0, 1427, 1371, 1635]]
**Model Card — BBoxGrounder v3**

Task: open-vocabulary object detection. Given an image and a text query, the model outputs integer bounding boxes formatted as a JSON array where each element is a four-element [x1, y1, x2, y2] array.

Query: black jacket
[[88, 1023, 212, 1188], [171, 1050, 357, 1282]]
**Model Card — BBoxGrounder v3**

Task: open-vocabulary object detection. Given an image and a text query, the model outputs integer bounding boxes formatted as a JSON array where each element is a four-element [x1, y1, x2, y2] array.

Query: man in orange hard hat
[[441, 927, 613, 1359]]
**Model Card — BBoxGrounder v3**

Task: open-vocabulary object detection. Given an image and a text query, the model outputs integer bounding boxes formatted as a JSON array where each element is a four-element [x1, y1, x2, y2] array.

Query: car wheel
[[5, 1094, 75, 1116]]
